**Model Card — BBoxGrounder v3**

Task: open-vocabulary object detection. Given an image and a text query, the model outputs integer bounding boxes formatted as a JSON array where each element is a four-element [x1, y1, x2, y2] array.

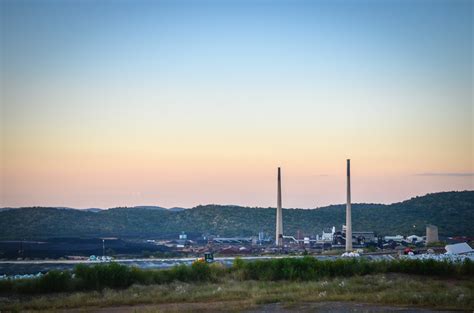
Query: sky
[[1, 0, 473, 209]]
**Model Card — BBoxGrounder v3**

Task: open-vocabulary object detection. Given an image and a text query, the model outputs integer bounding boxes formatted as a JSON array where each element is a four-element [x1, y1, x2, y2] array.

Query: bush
[[130, 267, 153, 285], [152, 269, 174, 284], [460, 259, 474, 276], [74, 262, 134, 290], [230, 257, 474, 282], [191, 261, 212, 281], [239, 257, 372, 281], [0, 279, 14, 293], [233, 257, 245, 270], [3, 271, 73, 294], [386, 259, 458, 276], [168, 264, 193, 282], [37, 270, 72, 293], [12, 278, 39, 294]]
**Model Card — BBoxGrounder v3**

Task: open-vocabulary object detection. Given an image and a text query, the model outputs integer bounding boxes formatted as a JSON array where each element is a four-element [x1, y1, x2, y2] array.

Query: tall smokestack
[[276, 167, 283, 246], [345, 159, 352, 251]]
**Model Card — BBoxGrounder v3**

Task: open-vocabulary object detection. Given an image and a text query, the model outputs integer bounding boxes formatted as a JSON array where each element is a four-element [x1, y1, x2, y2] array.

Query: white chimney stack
[[275, 167, 283, 246], [345, 159, 353, 251]]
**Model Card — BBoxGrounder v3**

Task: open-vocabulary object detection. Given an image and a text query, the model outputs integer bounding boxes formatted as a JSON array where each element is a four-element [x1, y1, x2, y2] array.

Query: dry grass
[[1, 274, 473, 312]]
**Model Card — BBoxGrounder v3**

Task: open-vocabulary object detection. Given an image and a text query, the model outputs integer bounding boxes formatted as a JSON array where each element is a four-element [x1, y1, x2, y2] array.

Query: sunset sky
[[1, 0, 472, 209]]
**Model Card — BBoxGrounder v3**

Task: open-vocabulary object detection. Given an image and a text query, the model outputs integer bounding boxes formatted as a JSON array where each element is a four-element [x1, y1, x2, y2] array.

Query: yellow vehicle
[[194, 257, 205, 264], [193, 252, 214, 264]]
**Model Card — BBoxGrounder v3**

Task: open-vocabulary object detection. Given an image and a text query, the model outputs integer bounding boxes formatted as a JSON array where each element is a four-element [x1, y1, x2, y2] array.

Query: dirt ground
[[65, 301, 462, 313]]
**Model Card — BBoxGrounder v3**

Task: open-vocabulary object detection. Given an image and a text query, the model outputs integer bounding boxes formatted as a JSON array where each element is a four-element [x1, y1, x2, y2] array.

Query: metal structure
[[204, 252, 214, 263], [283, 235, 316, 244], [212, 237, 253, 244]]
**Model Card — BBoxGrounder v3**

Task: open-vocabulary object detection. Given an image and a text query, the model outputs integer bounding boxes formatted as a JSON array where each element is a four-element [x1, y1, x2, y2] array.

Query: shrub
[[168, 264, 193, 282], [230, 257, 474, 282], [460, 259, 474, 276], [191, 261, 212, 281], [74, 262, 133, 290], [0, 279, 14, 293], [130, 267, 153, 285], [233, 257, 245, 270], [152, 269, 173, 284], [37, 270, 72, 293], [12, 278, 39, 294]]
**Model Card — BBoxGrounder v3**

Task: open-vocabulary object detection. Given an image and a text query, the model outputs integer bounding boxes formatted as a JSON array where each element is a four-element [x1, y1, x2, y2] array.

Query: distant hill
[[130, 206, 167, 211], [0, 206, 184, 213], [83, 208, 103, 213], [0, 191, 472, 240], [0, 208, 15, 212], [168, 207, 186, 212]]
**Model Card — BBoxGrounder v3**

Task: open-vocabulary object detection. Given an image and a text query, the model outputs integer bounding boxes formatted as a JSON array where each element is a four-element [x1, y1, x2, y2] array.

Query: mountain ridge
[[0, 191, 472, 240]]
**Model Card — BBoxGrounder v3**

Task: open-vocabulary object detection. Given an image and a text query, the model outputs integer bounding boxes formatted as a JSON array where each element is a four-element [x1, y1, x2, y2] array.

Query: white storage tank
[[426, 225, 439, 244]]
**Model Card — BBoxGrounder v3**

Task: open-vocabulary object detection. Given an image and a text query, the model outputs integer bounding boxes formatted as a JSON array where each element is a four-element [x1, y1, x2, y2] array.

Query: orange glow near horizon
[[1, 1, 472, 208]]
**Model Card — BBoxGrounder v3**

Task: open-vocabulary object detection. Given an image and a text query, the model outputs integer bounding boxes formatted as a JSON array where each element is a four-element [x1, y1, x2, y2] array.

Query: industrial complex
[[143, 160, 466, 259], [1, 160, 471, 263]]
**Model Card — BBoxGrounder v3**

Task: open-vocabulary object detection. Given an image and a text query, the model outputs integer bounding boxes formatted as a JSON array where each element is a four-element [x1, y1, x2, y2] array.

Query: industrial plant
[[0, 160, 472, 278], [1, 160, 471, 264], [140, 160, 464, 260]]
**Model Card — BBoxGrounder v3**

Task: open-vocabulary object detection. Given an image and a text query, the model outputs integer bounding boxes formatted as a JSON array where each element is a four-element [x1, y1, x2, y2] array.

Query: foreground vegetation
[[1, 274, 473, 312], [1, 257, 473, 295], [1, 257, 473, 311], [1, 191, 473, 240]]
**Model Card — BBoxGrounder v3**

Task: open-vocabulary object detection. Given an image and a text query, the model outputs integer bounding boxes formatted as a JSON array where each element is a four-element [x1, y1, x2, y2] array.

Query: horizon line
[[1, 190, 472, 211]]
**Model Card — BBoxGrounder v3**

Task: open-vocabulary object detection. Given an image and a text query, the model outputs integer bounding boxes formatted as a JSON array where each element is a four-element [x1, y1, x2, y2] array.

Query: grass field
[[1, 274, 473, 312], [1, 258, 473, 312]]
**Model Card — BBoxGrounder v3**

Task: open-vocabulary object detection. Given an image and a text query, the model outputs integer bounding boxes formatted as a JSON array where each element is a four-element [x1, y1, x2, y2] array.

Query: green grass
[[1, 274, 473, 312], [0, 257, 472, 295], [1, 258, 473, 311]]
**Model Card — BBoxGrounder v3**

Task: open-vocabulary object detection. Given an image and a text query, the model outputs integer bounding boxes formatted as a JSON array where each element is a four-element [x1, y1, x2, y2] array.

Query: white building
[[321, 226, 336, 242], [384, 235, 404, 242], [406, 235, 425, 243]]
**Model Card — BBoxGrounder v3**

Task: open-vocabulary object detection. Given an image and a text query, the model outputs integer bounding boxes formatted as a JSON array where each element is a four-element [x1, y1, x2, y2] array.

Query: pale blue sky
[[1, 0, 472, 208]]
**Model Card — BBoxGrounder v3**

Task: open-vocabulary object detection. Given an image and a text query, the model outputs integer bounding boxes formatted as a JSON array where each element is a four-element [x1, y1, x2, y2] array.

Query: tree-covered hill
[[0, 191, 472, 240]]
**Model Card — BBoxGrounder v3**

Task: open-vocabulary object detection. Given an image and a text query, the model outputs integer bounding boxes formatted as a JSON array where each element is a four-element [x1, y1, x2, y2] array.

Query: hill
[[0, 191, 472, 240]]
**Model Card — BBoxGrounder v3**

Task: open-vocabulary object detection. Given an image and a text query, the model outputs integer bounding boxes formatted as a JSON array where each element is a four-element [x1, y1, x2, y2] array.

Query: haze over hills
[[0, 206, 187, 212], [0, 191, 472, 240]]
